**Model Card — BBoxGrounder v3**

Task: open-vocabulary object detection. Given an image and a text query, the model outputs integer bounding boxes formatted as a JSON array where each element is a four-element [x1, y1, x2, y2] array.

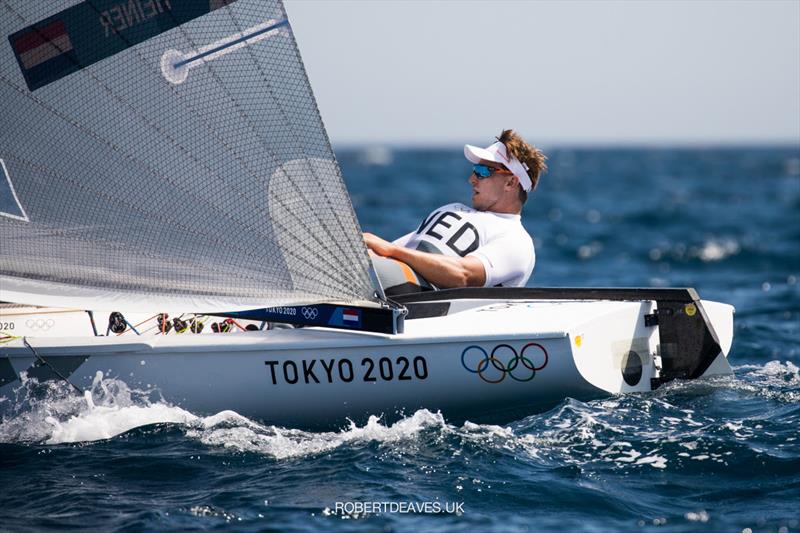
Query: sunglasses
[[472, 163, 511, 179]]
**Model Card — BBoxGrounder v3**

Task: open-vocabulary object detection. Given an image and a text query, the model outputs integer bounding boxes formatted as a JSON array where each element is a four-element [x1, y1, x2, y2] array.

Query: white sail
[[0, 0, 377, 312]]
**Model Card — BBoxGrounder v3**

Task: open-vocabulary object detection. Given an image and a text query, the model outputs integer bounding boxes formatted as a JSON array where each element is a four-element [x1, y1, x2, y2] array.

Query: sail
[[0, 0, 379, 311]]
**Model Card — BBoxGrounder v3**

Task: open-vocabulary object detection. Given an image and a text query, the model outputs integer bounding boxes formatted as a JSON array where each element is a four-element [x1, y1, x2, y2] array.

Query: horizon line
[[332, 139, 800, 150]]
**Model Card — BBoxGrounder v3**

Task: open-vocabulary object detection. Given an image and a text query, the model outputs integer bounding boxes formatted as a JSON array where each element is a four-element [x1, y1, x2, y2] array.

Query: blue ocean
[[1, 146, 798, 532]]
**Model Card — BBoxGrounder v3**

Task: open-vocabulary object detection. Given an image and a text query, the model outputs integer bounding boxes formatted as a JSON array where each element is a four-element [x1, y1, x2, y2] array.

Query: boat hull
[[1, 293, 734, 429], [1, 336, 598, 429]]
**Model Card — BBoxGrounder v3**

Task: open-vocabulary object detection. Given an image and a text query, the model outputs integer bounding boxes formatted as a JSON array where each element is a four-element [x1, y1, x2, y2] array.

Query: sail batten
[[0, 0, 377, 310]]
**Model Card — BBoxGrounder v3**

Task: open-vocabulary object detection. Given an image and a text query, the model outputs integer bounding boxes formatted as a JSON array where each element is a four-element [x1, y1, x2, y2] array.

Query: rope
[[22, 337, 85, 395]]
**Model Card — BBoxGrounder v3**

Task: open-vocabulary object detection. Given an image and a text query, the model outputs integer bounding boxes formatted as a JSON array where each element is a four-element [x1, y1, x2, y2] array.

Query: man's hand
[[363, 232, 397, 258]]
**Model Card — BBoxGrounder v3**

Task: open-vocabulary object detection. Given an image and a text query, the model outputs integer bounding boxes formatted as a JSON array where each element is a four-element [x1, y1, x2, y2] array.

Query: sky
[[284, 0, 800, 146]]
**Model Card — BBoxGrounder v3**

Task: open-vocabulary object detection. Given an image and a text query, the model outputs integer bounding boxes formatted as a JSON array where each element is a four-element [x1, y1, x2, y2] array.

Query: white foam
[[46, 403, 197, 444], [187, 409, 447, 459], [685, 511, 710, 523], [613, 449, 642, 463], [3, 371, 494, 453], [756, 360, 799, 380], [696, 238, 740, 262], [2, 372, 453, 449], [729, 361, 800, 403], [0, 372, 199, 444], [577, 241, 603, 259], [635, 455, 668, 469], [6, 360, 792, 458]]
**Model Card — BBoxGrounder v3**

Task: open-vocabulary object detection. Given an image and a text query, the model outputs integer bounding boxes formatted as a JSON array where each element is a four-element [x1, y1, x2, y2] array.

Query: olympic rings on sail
[[461, 343, 548, 384]]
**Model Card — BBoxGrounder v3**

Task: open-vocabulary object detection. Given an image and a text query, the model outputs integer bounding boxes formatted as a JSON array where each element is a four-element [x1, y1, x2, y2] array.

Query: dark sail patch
[[8, 0, 239, 91]]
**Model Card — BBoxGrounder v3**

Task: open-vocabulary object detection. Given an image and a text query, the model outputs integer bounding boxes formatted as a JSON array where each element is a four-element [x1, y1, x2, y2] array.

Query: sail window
[[0, 159, 29, 222]]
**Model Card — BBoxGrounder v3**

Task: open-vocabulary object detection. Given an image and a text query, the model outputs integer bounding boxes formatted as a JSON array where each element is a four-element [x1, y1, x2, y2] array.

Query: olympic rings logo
[[461, 343, 548, 384], [301, 307, 318, 320], [25, 318, 56, 331]]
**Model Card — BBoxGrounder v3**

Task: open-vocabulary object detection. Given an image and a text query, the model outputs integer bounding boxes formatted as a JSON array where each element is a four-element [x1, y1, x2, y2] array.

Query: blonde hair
[[497, 129, 547, 198]]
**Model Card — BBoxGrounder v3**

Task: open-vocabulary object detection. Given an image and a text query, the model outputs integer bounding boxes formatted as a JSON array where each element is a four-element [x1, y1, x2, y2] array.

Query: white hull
[[1, 290, 734, 429]]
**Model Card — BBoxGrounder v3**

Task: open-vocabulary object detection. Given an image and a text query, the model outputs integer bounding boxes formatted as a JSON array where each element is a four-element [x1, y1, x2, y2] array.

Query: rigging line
[[22, 337, 85, 395], [86, 310, 99, 336]]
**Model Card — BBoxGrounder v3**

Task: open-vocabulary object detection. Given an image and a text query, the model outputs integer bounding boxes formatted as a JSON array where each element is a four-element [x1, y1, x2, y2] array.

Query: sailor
[[364, 129, 547, 293]]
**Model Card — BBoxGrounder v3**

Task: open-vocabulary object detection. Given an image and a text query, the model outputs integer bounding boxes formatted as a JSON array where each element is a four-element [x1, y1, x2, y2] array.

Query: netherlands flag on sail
[[10, 20, 77, 90], [12, 21, 74, 70]]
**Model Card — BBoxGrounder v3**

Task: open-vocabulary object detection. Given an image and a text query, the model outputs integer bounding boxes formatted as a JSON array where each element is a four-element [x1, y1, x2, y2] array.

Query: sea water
[[1, 147, 798, 532]]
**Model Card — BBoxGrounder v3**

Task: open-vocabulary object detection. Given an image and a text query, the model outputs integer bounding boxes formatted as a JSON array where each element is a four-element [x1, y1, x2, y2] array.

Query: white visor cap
[[464, 141, 532, 191]]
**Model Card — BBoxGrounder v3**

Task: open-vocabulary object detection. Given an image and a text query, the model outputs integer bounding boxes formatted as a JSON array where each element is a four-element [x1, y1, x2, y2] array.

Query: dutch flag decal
[[13, 20, 74, 70], [342, 309, 360, 323], [10, 19, 78, 91]]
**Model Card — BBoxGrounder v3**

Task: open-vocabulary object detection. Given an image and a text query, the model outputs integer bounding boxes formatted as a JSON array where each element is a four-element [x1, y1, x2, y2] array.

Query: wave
[[646, 236, 742, 263], [0, 372, 451, 451], [1, 363, 797, 473], [0, 372, 196, 444]]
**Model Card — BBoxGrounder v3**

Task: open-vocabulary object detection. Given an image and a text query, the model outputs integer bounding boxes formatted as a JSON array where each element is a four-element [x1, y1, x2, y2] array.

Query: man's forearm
[[389, 245, 486, 288], [363, 232, 486, 288]]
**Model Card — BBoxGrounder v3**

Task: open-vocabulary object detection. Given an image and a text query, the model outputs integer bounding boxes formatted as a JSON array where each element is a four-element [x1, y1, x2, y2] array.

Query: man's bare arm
[[363, 233, 486, 288]]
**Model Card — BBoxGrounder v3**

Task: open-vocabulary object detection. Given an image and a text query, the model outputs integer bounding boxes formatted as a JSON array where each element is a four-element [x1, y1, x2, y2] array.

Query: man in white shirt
[[364, 129, 547, 290]]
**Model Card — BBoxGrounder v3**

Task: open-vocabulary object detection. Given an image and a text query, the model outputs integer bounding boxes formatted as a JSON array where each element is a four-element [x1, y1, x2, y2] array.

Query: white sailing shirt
[[393, 202, 535, 287]]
